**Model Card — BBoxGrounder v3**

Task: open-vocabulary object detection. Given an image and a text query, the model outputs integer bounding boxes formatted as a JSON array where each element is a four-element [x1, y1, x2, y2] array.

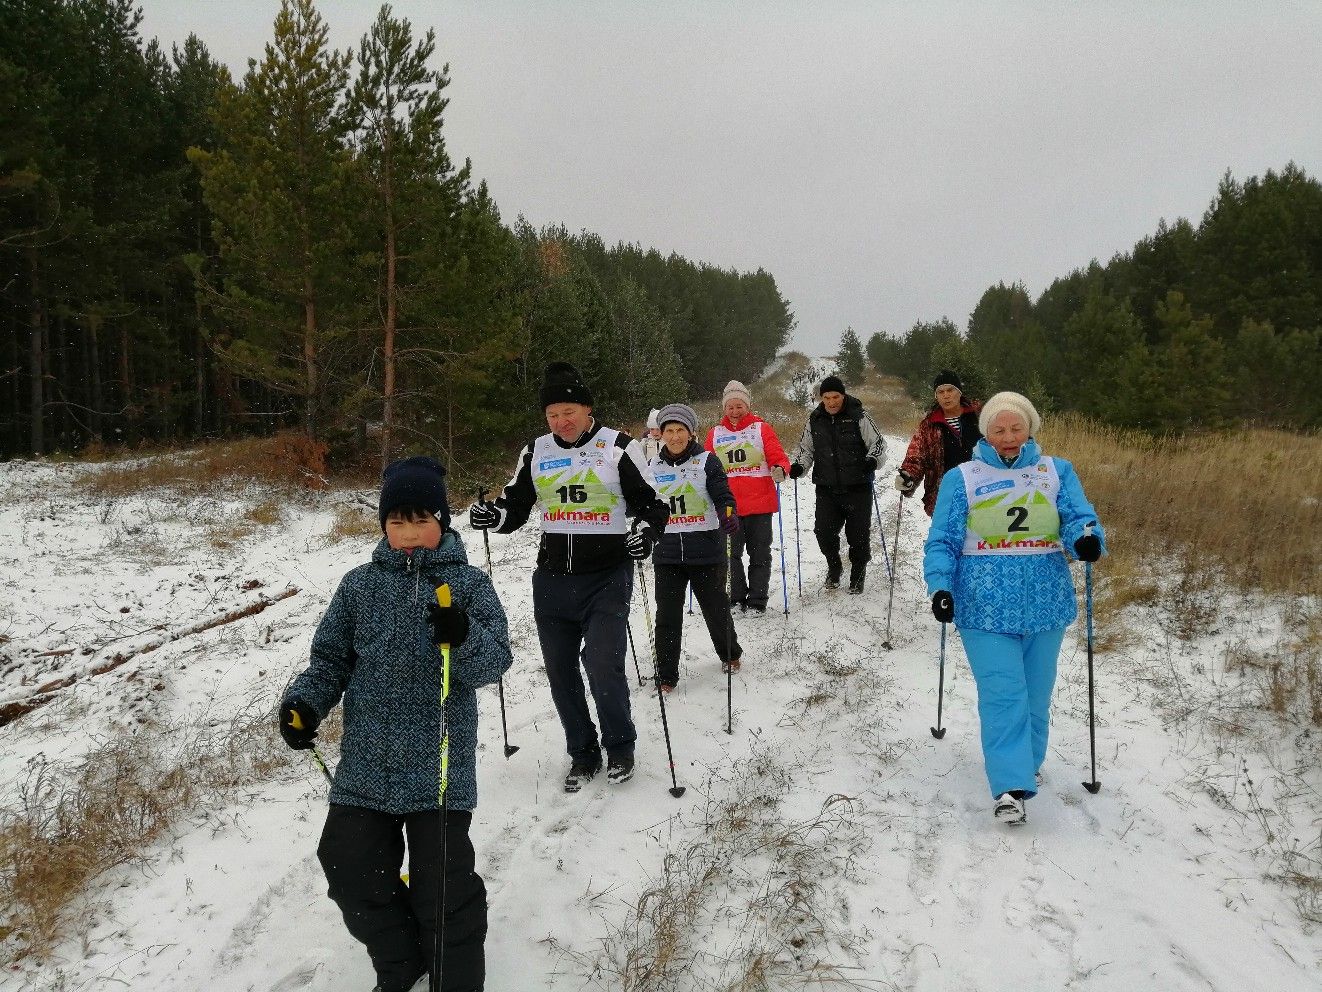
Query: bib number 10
[[556, 484, 588, 505], [725, 449, 748, 465]]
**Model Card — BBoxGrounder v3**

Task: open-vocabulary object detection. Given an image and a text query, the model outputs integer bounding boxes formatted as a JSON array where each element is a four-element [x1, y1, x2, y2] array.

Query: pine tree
[[835, 326, 866, 385], [191, 0, 354, 439]]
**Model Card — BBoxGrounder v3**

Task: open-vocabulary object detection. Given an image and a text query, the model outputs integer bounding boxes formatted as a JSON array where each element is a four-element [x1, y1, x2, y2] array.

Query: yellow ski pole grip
[[289, 708, 305, 730]]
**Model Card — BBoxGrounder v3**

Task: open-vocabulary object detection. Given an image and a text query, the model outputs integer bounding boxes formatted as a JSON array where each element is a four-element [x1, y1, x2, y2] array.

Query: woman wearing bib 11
[[649, 403, 743, 691], [923, 392, 1104, 826], [704, 380, 791, 614]]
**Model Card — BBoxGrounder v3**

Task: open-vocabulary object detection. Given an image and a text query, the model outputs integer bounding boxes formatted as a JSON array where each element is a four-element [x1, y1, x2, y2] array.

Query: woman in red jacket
[[705, 380, 791, 613]]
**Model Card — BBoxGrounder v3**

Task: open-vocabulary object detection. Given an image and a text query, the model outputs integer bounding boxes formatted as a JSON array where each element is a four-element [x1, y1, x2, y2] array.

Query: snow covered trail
[[1, 451, 1318, 991]]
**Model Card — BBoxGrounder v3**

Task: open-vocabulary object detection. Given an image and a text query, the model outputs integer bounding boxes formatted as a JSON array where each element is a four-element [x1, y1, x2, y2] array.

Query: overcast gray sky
[[139, 0, 1322, 356]]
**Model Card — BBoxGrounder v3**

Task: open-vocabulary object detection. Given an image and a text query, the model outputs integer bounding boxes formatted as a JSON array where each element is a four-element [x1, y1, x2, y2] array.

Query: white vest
[[531, 429, 629, 535], [710, 421, 769, 480], [959, 457, 1062, 556], [650, 451, 720, 533]]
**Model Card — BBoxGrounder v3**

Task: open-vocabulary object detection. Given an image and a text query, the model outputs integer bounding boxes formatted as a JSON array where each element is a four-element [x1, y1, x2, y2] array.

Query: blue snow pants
[[959, 626, 1067, 799]]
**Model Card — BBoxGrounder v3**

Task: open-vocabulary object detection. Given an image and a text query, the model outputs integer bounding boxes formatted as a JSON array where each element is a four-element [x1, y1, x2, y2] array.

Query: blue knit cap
[[378, 456, 450, 530]]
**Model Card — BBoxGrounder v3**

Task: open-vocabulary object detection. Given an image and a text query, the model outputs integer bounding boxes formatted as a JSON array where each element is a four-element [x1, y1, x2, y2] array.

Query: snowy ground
[[1, 449, 1319, 991]]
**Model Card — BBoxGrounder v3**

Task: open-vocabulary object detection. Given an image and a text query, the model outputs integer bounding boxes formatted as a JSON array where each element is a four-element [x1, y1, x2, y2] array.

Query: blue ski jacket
[[286, 532, 513, 813], [923, 438, 1106, 634]]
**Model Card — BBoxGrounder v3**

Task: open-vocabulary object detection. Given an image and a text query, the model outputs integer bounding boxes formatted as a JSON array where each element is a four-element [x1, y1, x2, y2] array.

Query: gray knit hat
[[979, 391, 1041, 436], [656, 403, 698, 436]]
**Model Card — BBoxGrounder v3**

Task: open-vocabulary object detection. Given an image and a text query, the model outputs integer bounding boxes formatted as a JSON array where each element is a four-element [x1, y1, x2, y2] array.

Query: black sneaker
[[747, 604, 767, 614], [606, 755, 635, 785], [564, 751, 602, 793], [825, 558, 843, 589], [848, 563, 866, 594]]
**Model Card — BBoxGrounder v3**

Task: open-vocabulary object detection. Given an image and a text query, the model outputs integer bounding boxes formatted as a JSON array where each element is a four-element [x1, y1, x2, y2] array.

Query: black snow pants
[[814, 485, 872, 566], [653, 561, 742, 686], [729, 511, 774, 609], [318, 804, 487, 992]]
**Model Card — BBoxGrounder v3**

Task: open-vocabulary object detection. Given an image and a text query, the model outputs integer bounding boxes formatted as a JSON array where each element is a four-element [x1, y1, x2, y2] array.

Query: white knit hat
[[722, 380, 752, 408], [979, 391, 1041, 436], [646, 408, 660, 430]]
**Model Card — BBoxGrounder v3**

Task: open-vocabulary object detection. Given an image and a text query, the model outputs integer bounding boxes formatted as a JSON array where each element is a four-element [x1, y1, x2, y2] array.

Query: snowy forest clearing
[[0, 442, 1319, 992]]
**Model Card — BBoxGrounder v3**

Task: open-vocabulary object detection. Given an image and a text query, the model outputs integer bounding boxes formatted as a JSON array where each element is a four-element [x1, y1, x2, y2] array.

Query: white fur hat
[[979, 391, 1041, 436], [646, 408, 660, 430]]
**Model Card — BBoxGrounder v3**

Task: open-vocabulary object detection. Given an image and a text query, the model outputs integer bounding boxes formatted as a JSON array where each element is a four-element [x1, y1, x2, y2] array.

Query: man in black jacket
[[789, 375, 887, 593], [469, 363, 670, 792]]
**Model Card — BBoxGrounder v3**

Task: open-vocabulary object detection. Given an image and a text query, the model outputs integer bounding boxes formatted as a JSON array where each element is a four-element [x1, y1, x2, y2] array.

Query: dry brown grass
[[1039, 415, 1321, 599], [82, 433, 329, 498], [0, 703, 339, 963], [326, 503, 381, 544]]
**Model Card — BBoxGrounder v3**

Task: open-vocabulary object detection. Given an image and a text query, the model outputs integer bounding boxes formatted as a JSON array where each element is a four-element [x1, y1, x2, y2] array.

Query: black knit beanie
[[539, 361, 594, 408], [379, 456, 450, 530], [931, 369, 963, 392], [820, 374, 847, 396]]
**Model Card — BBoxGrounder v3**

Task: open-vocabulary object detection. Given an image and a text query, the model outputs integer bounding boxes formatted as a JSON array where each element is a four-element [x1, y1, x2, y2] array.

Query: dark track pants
[[729, 512, 773, 609], [653, 561, 742, 685], [533, 562, 637, 761], [813, 486, 872, 566], [318, 805, 486, 992]]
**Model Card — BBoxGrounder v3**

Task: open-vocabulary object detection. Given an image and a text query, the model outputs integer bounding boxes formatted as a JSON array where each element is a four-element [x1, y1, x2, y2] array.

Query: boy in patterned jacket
[[279, 456, 513, 992]]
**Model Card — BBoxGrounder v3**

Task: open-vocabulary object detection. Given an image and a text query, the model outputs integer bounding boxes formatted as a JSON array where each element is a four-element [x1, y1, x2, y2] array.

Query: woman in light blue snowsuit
[[923, 392, 1104, 825]]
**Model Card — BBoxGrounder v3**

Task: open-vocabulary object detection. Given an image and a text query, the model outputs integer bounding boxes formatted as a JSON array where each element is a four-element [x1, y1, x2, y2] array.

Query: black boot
[[848, 562, 866, 595], [825, 557, 843, 589]]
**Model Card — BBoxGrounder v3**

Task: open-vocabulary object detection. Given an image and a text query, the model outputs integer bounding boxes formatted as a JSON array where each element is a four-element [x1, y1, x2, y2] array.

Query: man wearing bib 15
[[649, 403, 743, 690], [469, 363, 670, 793], [704, 380, 791, 614], [923, 392, 1105, 826]]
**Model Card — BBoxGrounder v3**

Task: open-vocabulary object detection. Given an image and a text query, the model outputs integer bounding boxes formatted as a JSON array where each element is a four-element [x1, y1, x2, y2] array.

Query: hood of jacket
[[974, 436, 1042, 471], [924, 400, 978, 425], [370, 530, 471, 573]]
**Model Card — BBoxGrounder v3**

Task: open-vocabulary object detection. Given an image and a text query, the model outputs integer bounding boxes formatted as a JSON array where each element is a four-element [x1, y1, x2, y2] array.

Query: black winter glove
[[719, 510, 740, 535], [789, 463, 805, 480], [469, 499, 502, 530], [864, 457, 878, 473], [427, 600, 470, 648], [625, 524, 657, 561], [931, 591, 955, 624], [279, 698, 320, 750], [894, 471, 918, 496], [1074, 533, 1102, 563]]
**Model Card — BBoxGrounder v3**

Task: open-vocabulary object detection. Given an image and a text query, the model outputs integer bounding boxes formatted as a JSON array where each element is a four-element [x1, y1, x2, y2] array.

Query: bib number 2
[[1006, 506, 1029, 532]]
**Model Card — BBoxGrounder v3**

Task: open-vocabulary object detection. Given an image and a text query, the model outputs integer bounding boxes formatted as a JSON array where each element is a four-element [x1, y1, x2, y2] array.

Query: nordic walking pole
[[636, 564, 686, 798], [431, 584, 454, 992], [793, 479, 802, 596], [478, 489, 519, 758], [687, 586, 693, 615], [872, 485, 892, 581], [725, 506, 735, 735], [1082, 525, 1101, 795], [881, 497, 904, 650], [930, 622, 948, 739], [776, 485, 789, 616], [626, 621, 645, 687]]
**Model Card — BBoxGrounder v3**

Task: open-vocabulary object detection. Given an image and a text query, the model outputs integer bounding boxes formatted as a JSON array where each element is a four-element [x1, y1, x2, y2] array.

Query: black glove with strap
[[894, 471, 918, 497], [427, 600, 470, 648], [1074, 533, 1102, 563], [469, 499, 502, 531], [931, 591, 955, 624], [625, 523, 658, 561], [279, 698, 320, 750], [789, 463, 805, 480]]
